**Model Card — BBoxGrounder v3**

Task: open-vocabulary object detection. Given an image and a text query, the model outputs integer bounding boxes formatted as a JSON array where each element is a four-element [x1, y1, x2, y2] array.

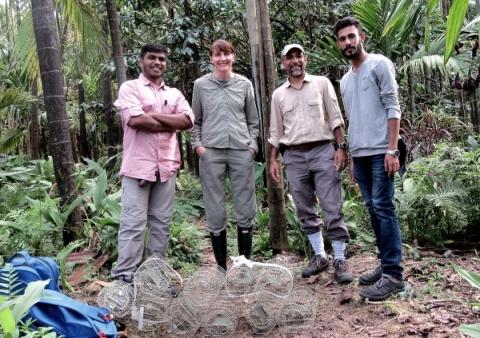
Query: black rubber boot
[[237, 227, 253, 259], [210, 230, 227, 271]]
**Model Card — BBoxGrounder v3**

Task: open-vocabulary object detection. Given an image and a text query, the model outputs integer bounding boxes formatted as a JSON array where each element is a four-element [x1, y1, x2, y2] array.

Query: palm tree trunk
[[407, 67, 416, 116], [78, 80, 90, 159], [31, 0, 82, 244], [106, 0, 127, 86], [102, 69, 116, 160], [257, 0, 288, 252], [30, 77, 40, 159]]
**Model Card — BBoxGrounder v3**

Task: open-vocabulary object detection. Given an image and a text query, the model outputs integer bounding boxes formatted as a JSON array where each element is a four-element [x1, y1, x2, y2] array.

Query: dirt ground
[[78, 242, 480, 338]]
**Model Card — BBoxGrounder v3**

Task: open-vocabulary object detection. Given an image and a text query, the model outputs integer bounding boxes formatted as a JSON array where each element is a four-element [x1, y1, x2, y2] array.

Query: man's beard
[[342, 44, 362, 60]]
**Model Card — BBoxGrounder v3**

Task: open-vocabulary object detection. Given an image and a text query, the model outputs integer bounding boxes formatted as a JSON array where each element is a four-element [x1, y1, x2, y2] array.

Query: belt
[[285, 140, 331, 151]]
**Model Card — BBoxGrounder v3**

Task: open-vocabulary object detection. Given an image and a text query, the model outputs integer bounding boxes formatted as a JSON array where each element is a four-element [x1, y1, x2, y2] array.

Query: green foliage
[[444, 0, 469, 62], [167, 221, 204, 271], [396, 141, 480, 245], [0, 267, 52, 338], [0, 157, 61, 258], [453, 264, 480, 337], [56, 240, 85, 292]]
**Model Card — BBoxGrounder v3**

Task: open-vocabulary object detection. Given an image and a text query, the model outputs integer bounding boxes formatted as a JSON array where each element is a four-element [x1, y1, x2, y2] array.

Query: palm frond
[[0, 87, 35, 110], [310, 37, 349, 70], [12, 11, 39, 82], [0, 127, 27, 153]]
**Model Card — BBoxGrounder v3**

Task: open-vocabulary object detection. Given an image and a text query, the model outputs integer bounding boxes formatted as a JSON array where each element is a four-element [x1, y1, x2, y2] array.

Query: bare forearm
[[270, 146, 279, 162], [151, 113, 193, 130], [128, 114, 172, 132], [387, 118, 400, 149], [333, 126, 346, 144]]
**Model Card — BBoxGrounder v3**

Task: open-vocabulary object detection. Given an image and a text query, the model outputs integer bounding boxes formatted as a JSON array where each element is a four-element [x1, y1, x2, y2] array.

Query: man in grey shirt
[[334, 17, 404, 300]]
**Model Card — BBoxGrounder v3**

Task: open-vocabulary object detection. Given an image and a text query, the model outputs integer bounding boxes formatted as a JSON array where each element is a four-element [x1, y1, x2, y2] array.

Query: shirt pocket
[[280, 105, 294, 125], [307, 98, 324, 121], [228, 88, 246, 112]]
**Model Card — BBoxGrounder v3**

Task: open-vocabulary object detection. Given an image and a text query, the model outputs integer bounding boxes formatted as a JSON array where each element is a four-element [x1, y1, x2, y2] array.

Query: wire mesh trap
[[133, 256, 183, 298], [132, 287, 173, 328], [96, 280, 133, 318], [225, 262, 256, 297], [168, 294, 201, 337], [181, 265, 225, 314], [131, 256, 183, 329], [253, 263, 293, 297], [199, 295, 239, 337], [277, 287, 318, 334], [244, 291, 283, 334]]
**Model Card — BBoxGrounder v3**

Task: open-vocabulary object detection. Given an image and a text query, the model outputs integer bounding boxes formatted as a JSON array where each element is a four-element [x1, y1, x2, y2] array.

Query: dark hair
[[209, 39, 235, 56], [140, 43, 169, 59], [333, 17, 363, 36]]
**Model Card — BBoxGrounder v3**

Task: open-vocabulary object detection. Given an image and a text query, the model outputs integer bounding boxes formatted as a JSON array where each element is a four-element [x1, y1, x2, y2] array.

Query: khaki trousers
[[111, 175, 176, 280], [199, 148, 256, 233]]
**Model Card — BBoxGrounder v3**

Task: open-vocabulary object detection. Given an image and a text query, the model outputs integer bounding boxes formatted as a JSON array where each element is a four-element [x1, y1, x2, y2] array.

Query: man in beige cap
[[268, 43, 352, 283]]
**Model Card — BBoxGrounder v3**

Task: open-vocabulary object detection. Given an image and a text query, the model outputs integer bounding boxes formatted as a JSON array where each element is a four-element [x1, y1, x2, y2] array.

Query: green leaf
[[444, 0, 469, 62], [459, 323, 480, 337], [93, 172, 108, 211], [0, 306, 17, 338], [453, 264, 480, 289], [11, 280, 48, 321], [427, 0, 440, 14]]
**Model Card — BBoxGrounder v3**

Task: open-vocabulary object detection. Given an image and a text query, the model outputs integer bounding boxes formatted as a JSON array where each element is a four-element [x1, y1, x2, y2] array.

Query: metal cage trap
[[181, 265, 226, 314], [131, 256, 183, 329], [277, 286, 319, 334], [168, 294, 201, 337], [96, 279, 133, 318], [199, 291, 240, 337]]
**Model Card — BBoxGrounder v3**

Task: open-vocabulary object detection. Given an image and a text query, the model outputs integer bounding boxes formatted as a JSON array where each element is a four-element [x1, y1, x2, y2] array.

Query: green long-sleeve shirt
[[191, 73, 259, 153]]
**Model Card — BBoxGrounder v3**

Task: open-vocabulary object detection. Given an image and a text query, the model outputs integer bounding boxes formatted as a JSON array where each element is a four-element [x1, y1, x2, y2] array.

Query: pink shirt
[[114, 74, 194, 182]]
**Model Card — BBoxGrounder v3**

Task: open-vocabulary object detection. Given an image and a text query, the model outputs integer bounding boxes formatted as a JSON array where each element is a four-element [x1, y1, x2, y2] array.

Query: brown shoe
[[302, 255, 329, 278], [333, 259, 353, 284]]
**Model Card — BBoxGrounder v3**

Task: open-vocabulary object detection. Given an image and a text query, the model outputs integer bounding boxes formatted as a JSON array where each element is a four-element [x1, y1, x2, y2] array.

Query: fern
[[0, 265, 22, 298]]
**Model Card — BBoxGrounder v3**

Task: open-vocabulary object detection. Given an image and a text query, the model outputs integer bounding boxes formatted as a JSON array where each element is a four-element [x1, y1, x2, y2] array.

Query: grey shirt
[[340, 54, 401, 157], [191, 73, 259, 152]]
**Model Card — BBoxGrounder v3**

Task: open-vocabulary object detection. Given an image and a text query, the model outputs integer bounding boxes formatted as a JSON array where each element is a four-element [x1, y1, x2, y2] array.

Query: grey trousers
[[283, 142, 350, 241], [111, 175, 176, 280], [199, 148, 256, 233]]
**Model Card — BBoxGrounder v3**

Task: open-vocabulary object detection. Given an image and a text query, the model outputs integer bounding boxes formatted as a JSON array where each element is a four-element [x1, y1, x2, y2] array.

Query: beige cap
[[281, 43, 305, 56]]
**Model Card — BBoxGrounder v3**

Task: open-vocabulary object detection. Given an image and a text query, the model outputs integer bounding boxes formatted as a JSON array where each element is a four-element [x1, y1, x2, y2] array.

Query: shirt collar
[[286, 73, 312, 87], [208, 72, 236, 86], [139, 73, 166, 90]]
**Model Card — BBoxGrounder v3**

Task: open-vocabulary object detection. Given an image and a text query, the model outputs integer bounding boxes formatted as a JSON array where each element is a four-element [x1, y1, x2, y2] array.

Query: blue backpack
[[4, 251, 60, 293], [28, 289, 117, 338]]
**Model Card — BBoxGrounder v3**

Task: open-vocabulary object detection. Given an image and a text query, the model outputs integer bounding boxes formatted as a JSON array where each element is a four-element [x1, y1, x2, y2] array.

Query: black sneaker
[[301, 255, 329, 278], [333, 259, 353, 284], [358, 265, 382, 285], [360, 274, 405, 301]]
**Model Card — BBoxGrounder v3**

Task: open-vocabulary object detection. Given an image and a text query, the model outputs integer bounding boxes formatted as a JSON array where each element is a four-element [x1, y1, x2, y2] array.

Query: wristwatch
[[386, 149, 400, 157], [333, 142, 348, 151]]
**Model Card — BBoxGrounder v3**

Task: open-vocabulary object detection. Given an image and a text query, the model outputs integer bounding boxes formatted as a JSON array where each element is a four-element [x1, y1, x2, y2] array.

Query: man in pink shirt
[[111, 43, 194, 283]]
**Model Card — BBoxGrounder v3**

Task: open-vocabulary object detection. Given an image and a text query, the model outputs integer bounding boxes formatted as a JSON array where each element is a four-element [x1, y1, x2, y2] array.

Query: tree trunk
[[252, 0, 288, 252], [441, 0, 451, 17], [407, 67, 416, 116], [106, 0, 127, 86], [31, 0, 83, 245], [102, 69, 116, 160], [30, 77, 40, 159], [78, 80, 90, 160]]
